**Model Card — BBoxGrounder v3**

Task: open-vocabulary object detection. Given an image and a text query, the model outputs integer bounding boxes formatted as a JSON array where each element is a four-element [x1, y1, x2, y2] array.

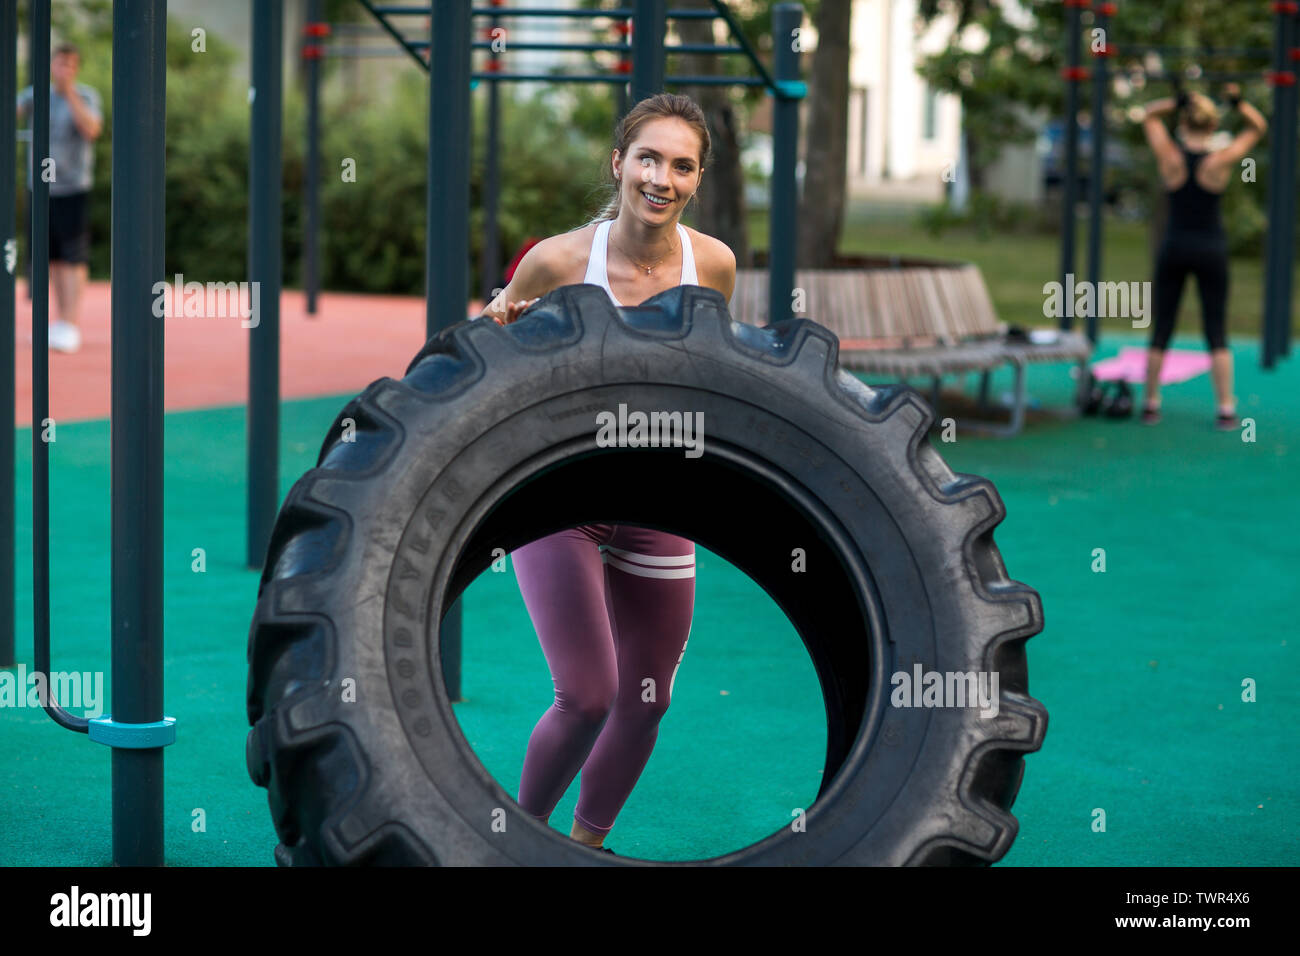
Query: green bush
[[917, 191, 1057, 240], [303, 73, 614, 296], [158, 24, 250, 283]]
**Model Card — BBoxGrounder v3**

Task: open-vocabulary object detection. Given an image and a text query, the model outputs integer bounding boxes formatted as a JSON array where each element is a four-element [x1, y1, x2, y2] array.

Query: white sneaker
[[49, 320, 82, 353]]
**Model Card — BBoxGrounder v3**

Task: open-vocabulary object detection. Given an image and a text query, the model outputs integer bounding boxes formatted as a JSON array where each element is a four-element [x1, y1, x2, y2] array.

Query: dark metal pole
[[1085, 2, 1112, 347], [617, 17, 631, 118], [632, 0, 666, 105], [1276, 7, 1297, 360], [24, 9, 32, 301], [482, 2, 501, 304], [26, 0, 85, 738], [0, 0, 16, 669], [31, 0, 58, 727], [111, 0, 167, 867], [1059, 0, 1087, 332], [428, 0, 471, 701], [248, 0, 283, 568], [769, 4, 802, 325], [1263, 5, 1285, 368], [305, 0, 322, 314]]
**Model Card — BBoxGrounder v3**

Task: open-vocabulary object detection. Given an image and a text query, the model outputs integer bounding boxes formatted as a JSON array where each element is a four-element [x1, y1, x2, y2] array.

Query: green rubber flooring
[[0, 331, 1295, 865]]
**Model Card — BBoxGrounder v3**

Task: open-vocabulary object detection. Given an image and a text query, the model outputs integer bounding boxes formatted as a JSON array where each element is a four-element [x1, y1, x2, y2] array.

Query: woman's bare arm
[[1134, 98, 1184, 182], [711, 240, 737, 303], [686, 230, 737, 303], [1137, 98, 1179, 151], [477, 240, 557, 324], [1237, 100, 1268, 135], [1206, 85, 1268, 173]]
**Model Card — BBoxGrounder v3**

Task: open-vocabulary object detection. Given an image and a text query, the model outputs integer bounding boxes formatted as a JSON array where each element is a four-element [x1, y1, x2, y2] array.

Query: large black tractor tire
[[245, 283, 1048, 866]]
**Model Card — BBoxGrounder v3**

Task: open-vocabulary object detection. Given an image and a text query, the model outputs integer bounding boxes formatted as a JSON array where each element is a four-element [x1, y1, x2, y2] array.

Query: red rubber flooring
[[12, 279, 485, 426]]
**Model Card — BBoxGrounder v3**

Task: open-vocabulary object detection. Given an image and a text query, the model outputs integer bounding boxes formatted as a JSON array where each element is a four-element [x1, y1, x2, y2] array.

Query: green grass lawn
[[745, 208, 1299, 341]]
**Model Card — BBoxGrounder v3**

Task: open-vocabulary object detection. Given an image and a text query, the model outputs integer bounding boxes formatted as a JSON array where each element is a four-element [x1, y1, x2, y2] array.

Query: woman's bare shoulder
[[682, 225, 737, 293], [493, 227, 587, 305], [683, 225, 736, 265], [527, 224, 597, 286]]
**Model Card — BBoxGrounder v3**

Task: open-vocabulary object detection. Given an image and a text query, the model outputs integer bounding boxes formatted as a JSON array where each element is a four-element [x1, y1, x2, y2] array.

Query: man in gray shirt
[[17, 42, 103, 353]]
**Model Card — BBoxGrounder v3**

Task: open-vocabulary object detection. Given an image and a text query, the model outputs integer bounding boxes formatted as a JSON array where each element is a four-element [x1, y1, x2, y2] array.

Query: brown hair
[[1182, 92, 1219, 134], [583, 93, 712, 226], [53, 42, 80, 59]]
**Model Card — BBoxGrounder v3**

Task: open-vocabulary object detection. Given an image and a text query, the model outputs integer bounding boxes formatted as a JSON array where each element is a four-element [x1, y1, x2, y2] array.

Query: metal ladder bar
[[356, 0, 429, 71]]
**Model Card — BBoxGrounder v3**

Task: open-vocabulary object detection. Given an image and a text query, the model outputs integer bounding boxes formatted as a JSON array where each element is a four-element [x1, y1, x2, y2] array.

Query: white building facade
[[845, 0, 963, 201]]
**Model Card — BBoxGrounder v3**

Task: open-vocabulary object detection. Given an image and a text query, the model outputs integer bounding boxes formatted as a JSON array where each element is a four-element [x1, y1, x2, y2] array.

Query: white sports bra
[[582, 219, 698, 306]]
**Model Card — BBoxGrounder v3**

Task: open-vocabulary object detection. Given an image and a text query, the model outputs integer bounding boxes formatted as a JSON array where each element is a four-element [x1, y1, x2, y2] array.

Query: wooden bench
[[728, 257, 1094, 436]]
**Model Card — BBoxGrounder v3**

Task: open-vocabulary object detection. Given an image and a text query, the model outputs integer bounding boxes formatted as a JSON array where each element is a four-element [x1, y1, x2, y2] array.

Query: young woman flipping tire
[[478, 94, 737, 850], [1135, 84, 1267, 428]]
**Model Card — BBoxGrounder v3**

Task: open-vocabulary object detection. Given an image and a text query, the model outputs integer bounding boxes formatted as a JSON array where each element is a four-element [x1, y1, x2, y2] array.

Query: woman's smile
[[640, 190, 672, 210]]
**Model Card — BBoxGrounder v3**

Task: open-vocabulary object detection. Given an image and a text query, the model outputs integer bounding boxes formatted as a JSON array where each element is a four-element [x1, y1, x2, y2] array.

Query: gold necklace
[[610, 222, 676, 276]]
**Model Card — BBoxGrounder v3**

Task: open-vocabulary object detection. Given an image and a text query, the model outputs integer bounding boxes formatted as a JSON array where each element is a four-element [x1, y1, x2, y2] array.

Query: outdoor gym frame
[[1057, 0, 1298, 368], [1, 0, 171, 867]]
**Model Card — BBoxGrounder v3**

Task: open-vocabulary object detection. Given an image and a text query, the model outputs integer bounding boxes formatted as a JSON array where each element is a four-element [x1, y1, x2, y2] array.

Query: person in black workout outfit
[[1134, 84, 1267, 429]]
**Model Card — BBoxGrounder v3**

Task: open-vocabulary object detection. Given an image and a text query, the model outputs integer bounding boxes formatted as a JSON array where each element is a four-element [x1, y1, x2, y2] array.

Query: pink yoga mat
[[1091, 347, 1212, 385]]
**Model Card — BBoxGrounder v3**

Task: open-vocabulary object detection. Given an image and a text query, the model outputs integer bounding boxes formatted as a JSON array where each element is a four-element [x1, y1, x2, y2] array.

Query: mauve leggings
[[512, 524, 695, 836]]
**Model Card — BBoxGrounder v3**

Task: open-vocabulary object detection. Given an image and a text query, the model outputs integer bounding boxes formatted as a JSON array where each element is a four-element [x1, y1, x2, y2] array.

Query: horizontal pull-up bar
[[1132, 69, 1281, 82], [370, 4, 627, 14], [1118, 45, 1274, 59], [465, 72, 780, 88], [326, 46, 420, 57], [463, 71, 803, 96], [397, 40, 746, 55], [668, 74, 769, 87], [469, 40, 629, 53], [1065, 64, 1286, 84], [365, 5, 721, 17], [470, 72, 625, 83], [358, 0, 791, 97], [670, 43, 746, 55]]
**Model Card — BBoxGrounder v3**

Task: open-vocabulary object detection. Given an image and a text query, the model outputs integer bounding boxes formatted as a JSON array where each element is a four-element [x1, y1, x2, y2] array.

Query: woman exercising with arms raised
[[1135, 84, 1267, 428], [479, 93, 737, 850]]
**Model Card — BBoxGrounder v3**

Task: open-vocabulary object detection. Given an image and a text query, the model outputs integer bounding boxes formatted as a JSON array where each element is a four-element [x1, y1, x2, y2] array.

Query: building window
[[923, 85, 939, 141]]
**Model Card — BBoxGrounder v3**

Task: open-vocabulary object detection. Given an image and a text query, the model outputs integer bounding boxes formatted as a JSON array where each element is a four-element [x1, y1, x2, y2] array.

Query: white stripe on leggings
[[602, 553, 696, 579], [601, 545, 695, 567]]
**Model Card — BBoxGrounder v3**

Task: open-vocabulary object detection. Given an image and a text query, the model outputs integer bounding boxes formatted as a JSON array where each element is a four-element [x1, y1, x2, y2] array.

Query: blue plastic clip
[[766, 80, 807, 100], [88, 715, 177, 749]]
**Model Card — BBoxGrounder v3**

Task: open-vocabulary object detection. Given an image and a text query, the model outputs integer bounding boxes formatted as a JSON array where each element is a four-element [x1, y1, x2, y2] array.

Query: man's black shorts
[[26, 190, 91, 265]]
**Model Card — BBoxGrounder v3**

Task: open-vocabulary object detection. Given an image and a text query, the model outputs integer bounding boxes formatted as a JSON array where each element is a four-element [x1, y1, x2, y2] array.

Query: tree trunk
[[798, 0, 853, 267], [676, 0, 751, 267], [966, 130, 985, 191]]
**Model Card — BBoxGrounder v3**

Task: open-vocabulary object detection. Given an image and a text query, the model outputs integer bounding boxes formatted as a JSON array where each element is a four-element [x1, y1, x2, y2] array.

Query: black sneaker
[[1081, 373, 1106, 416], [602, 847, 615, 854], [1216, 411, 1238, 431], [1103, 381, 1134, 419]]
